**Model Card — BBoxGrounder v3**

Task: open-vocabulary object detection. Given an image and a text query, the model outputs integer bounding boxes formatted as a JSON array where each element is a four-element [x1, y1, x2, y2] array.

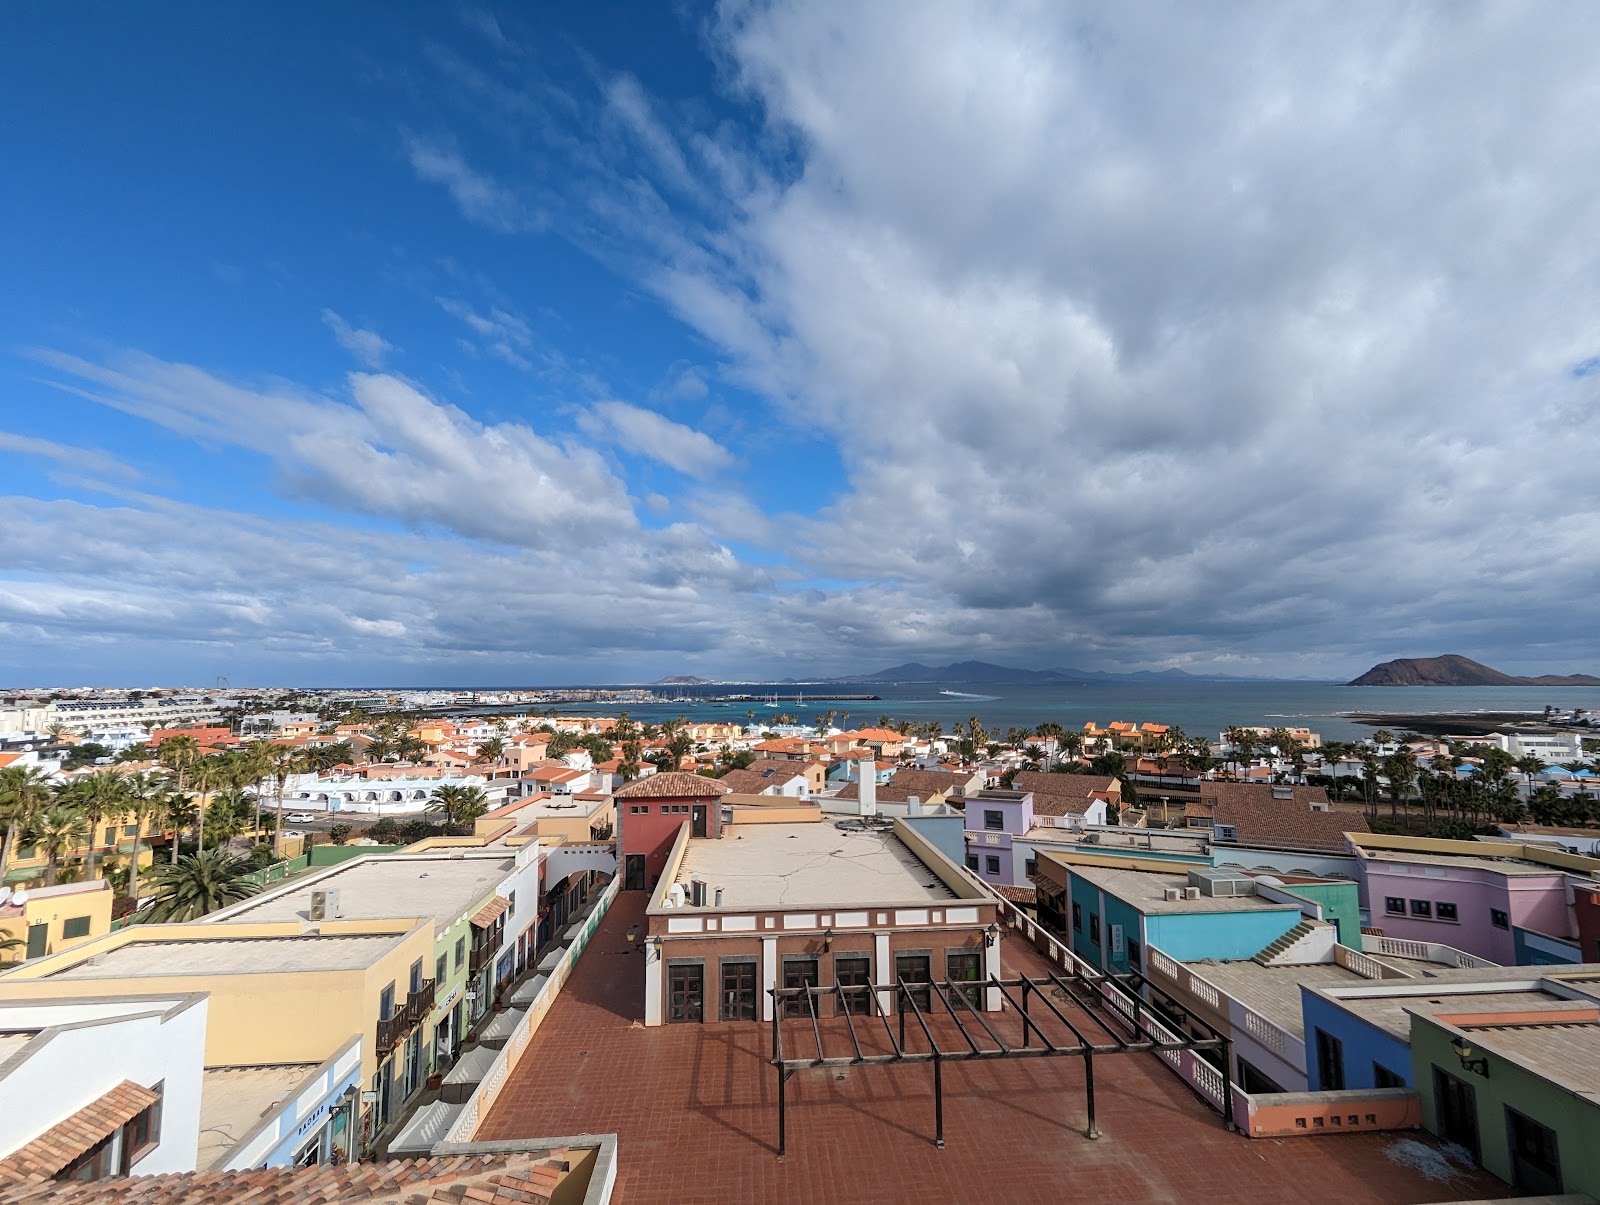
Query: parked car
[[286, 813, 317, 823], [284, 829, 305, 838]]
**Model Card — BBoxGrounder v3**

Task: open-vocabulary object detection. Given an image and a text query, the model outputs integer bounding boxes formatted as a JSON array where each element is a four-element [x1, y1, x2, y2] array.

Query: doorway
[[667, 961, 704, 1022], [1507, 1107, 1562, 1195], [721, 959, 757, 1021], [624, 854, 646, 891], [782, 956, 820, 1017], [895, 952, 932, 1012], [1433, 1067, 1480, 1161], [691, 805, 708, 838], [834, 955, 871, 1015]]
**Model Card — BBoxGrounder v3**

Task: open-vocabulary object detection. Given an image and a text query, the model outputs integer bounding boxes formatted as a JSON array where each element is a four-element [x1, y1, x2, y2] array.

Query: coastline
[[1347, 710, 1561, 737]]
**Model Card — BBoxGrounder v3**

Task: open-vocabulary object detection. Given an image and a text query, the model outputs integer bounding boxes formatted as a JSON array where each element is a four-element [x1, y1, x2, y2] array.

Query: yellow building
[[0, 880, 114, 961], [4, 806, 162, 891]]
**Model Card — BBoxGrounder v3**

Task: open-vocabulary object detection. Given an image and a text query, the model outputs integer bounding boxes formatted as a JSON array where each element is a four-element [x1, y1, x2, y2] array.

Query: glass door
[[667, 961, 704, 1022], [720, 960, 757, 1021], [1433, 1068, 1480, 1162], [946, 950, 981, 1009], [782, 956, 819, 1017], [895, 952, 932, 1012], [834, 955, 872, 1015]]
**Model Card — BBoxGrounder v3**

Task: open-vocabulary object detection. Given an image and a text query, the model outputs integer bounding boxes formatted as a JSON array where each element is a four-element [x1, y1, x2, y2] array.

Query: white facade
[[285, 773, 509, 815], [0, 994, 208, 1176], [43, 696, 222, 733], [1483, 731, 1588, 764]]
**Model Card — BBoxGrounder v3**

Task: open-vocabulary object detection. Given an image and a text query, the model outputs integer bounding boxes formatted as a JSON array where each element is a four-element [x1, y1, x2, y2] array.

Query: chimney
[[907, 794, 921, 816], [859, 756, 877, 817]]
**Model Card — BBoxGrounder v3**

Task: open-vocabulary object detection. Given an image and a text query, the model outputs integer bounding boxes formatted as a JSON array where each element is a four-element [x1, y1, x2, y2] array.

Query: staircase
[[1253, 921, 1319, 965]]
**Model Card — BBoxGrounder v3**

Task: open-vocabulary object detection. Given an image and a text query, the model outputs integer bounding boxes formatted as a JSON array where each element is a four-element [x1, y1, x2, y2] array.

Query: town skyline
[[6, 5, 1600, 685]]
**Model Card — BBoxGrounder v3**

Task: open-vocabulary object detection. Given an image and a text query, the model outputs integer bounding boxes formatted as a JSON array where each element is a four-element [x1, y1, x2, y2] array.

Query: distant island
[[1349, 654, 1600, 687], [845, 659, 1276, 685], [652, 675, 714, 685]]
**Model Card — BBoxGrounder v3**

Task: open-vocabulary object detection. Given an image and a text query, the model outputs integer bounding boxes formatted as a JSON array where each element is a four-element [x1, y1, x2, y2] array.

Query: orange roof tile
[[471, 896, 511, 928], [0, 1079, 158, 1184]]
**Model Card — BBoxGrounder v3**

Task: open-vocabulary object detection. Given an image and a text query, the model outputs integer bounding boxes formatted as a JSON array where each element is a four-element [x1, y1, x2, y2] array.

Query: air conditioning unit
[[308, 889, 340, 922], [1184, 887, 1200, 900], [1163, 888, 1183, 902]]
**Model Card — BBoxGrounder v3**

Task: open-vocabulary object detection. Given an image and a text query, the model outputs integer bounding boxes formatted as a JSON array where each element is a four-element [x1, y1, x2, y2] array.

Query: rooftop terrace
[[669, 821, 956, 910], [476, 891, 1507, 1204], [210, 853, 516, 928], [42, 933, 404, 979], [1060, 864, 1294, 914]]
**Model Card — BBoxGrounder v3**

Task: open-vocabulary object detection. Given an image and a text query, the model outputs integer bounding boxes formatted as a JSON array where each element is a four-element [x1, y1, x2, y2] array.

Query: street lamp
[[1451, 1036, 1489, 1077], [984, 923, 999, 948]]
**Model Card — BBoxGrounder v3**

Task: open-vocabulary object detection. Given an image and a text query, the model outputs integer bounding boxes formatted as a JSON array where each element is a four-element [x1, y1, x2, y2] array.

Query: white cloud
[[320, 309, 393, 368], [405, 133, 529, 233], [0, 431, 141, 483], [33, 349, 637, 548], [577, 400, 734, 479], [436, 297, 535, 370]]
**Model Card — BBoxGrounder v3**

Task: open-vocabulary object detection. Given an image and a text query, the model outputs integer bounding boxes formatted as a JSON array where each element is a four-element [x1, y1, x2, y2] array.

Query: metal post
[[1022, 980, 1030, 1049], [1083, 1049, 1099, 1139], [933, 1052, 945, 1149], [1220, 1036, 1235, 1131], [899, 987, 907, 1048], [777, 1065, 787, 1157]]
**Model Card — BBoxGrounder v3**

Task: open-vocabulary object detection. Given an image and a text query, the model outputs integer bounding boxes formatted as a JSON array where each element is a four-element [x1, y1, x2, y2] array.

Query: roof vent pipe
[[859, 757, 877, 818]]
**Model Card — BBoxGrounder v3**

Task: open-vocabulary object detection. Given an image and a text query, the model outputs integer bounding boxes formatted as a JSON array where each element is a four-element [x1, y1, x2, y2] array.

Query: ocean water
[[532, 681, 1600, 742]]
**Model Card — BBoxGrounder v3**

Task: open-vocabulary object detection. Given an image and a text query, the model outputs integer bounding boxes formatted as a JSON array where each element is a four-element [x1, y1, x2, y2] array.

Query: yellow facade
[[0, 917, 435, 1083], [0, 881, 114, 962], [5, 806, 164, 889]]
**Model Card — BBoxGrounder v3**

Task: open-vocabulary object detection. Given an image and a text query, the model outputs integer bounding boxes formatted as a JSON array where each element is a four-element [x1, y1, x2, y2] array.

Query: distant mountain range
[[1348, 654, 1600, 687], [841, 660, 1274, 685], [652, 675, 714, 685]]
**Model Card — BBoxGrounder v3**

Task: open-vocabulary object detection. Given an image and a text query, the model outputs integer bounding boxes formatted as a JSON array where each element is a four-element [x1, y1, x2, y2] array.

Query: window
[[120, 1082, 162, 1172], [1436, 901, 1459, 922], [409, 958, 423, 994], [1072, 902, 1082, 932], [946, 949, 981, 1007], [667, 961, 704, 1023], [1024, 856, 1037, 878], [455, 936, 466, 971], [1126, 939, 1141, 971], [436, 953, 447, 983], [1315, 1029, 1345, 1091], [1410, 899, 1432, 918], [1506, 1106, 1563, 1195], [1385, 896, 1406, 915], [1491, 908, 1510, 930], [984, 855, 1000, 875], [103, 826, 117, 847], [834, 955, 872, 1015], [965, 854, 978, 871], [123, 824, 138, 837], [1374, 1063, 1405, 1090], [1089, 914, 1100, 945], [782, 956, 820, 1018], [1214, 825, 1237, 841], [379, 981, 396, 1021], [62, 916, 90, 939], [984, 809, 1004, 831]]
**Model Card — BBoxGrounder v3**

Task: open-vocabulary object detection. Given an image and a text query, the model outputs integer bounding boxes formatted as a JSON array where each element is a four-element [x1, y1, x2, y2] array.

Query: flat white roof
[[670, 822, 956, 910], [44, 934, 404, 979], [197, 1064, 319, 1169], [211, 854, 515, 928], [1064, 865, 1293, 915]]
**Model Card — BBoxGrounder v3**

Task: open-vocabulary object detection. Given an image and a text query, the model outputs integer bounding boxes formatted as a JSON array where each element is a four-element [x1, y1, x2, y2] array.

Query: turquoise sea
[[527, 680, 1600, 743]]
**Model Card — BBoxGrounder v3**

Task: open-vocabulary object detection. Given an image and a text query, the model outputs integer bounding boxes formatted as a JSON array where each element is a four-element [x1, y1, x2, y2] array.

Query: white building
[[283, 772, 512, 815], [1479, 731, 1588, 764]]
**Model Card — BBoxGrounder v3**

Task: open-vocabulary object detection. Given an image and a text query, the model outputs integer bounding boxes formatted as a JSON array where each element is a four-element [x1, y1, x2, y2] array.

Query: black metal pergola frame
[[769, 970, 1231, 1156]]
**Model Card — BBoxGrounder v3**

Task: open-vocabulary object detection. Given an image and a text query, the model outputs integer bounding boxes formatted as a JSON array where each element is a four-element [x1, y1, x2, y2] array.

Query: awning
[[470, 896, 511, 929], [0, 1079, 159, 1180]]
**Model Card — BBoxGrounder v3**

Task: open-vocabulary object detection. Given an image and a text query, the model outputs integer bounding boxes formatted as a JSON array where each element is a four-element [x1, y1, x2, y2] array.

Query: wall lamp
[[823, 928, 834, 952], [1451, 1036, 1489, 1077], [647, 935, 662, 964], [984, 923, 999, 949]]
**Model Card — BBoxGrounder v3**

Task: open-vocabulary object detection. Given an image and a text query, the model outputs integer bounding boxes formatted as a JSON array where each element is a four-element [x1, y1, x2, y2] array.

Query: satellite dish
[[0, 888, 10, 906], [10, 891, 28, 907], [1255, 875, 1283, 888]]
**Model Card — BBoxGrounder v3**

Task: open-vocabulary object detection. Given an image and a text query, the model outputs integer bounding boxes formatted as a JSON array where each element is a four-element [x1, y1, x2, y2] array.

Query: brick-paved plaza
[[479, 891, 1508, 1204]]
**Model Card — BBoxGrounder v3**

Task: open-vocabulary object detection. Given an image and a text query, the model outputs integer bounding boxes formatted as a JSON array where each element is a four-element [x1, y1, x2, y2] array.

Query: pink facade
[[1360, 860, 1569, 964]]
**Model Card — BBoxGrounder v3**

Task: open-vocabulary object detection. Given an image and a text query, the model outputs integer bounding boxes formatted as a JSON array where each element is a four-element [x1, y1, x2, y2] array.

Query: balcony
[[375, 978, 437, 1060], [468, 938, 498, 978]]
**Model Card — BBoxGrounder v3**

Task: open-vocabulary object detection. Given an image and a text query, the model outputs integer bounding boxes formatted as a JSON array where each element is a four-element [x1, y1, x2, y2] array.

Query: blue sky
[[3, 3, 1600, 686]]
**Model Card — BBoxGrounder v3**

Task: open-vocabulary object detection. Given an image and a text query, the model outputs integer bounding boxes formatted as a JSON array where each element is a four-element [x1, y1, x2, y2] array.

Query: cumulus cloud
[[320, 309, 392, 368], [577, 401, 733, 478], [33, 349, 637, 547]]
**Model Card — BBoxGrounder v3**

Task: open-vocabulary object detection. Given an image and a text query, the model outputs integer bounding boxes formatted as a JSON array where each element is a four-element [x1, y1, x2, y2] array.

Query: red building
[[615, 772, 729, 892]]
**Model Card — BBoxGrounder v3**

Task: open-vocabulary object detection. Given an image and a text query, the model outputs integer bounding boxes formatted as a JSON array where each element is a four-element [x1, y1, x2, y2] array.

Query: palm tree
[[187, 755, 227, 852], [269, 747, 304, 858], [30, 804, 88, 887], [0, 934, 25, 965], [476, 736, 505, 764], [0, 766, 54, 883], [427, 784, 488, 832], [207, 787, 253, 849], [137, 849, 261, 922], [120, 772, 162, 905], [62, 769, 127, 884]]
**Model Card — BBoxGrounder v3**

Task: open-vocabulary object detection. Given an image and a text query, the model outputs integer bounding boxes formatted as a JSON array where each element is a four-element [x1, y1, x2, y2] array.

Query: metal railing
[[376, 978, 437, 1059]]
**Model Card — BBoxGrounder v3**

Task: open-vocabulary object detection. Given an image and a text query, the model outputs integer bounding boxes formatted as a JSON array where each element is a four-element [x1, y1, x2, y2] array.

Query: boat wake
[[939, 690, 1000, 701]]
